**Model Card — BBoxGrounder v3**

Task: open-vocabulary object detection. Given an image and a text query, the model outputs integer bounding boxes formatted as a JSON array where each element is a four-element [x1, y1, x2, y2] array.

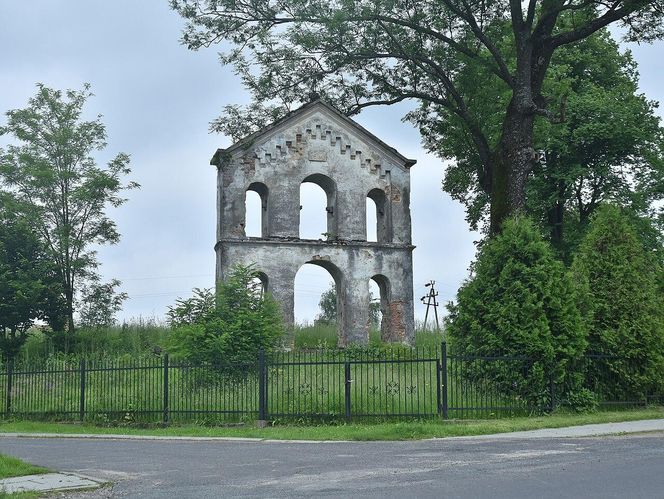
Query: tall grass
[[18, 319, 444, 365], [19, 317, 170, 363], [293, 322, 445, 350], [1, 347, 539, 424]]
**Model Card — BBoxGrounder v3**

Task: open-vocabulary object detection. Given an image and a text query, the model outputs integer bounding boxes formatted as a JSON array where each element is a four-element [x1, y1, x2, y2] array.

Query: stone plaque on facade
[[308, 150, 327, 162]]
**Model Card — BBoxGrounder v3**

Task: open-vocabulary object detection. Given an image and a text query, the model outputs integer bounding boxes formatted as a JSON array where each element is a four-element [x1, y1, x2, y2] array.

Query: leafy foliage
[[315, 285, 337, 326], [78, 279, 128, 329], [572, 205, 664, 400], [0, 193, 66, 360], [166, 288, 215, 328], [0, 84, 138, 334], [417, 27, 664, 244], [171, 0, 664, 231], [446, 216, 587, 410], [167, 266, 285, 366]]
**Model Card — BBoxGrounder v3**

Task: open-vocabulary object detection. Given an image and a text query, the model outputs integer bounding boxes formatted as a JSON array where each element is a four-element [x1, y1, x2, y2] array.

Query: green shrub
[[572, 205, 664, 400], [446, 216, 587, 411], [167, 265, 285, 366]]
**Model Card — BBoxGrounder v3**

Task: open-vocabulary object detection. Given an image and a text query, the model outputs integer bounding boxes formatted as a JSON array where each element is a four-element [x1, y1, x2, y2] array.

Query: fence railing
[[0, 344, 659, 423]]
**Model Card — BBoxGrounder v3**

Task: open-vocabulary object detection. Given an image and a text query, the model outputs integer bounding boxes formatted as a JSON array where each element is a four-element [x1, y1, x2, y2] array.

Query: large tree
[[415, 27, 664, 254], [0, 84, 138, 336], [171, 0, 663, 233]]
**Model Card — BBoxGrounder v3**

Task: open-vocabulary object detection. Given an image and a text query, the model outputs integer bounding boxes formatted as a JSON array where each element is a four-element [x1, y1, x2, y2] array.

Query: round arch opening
[[300, 174, 337, 240], [294, 260, 343, 347]]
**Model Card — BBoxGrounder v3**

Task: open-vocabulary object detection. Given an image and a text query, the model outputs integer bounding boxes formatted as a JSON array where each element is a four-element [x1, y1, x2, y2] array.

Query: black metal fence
[[0, 344, 659, 423]]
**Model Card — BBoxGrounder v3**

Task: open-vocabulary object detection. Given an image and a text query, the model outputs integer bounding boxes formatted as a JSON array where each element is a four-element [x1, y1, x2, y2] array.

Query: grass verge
[[0, 455, 47, 481], [0, 407, 661, 441], [0, 454, 48, 498]]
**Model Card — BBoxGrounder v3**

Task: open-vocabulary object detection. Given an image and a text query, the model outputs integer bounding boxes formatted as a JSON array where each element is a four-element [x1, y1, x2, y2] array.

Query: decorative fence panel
[[446, 354, 535, 419], [1, 344, 660, 423]]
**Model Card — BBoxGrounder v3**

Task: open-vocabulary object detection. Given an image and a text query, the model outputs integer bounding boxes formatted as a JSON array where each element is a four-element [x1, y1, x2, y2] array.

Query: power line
[[117, 273, 214, 282]]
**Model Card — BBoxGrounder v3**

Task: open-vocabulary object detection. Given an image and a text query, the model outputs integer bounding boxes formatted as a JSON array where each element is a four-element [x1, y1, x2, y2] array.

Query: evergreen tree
[[572, 205, 664, 400], [447, 216, 587, 409]]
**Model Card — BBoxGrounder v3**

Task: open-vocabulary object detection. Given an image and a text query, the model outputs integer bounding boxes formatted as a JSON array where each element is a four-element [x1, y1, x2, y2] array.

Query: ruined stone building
[[210, 100, 416, 345]]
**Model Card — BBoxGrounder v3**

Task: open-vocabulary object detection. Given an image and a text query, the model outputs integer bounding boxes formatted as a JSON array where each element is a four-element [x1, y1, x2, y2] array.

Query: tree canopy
[[315, 283, 380, 328], [0, 84, 138, 335], [171, 0, 664, 232], [418, 26, 664, 253]]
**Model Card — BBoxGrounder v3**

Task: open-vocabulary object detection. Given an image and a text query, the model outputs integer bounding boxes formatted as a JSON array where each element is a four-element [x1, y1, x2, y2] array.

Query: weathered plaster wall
[[213, 102, 415, 345]]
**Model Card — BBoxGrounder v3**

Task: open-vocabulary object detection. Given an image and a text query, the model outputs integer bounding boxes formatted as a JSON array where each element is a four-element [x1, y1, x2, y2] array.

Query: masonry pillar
[[335, 190, 365, 240], [384, 269, 415, 344], [267, 271, 296, 342], [339, 277, 370, 346], [269, 183, 300, 238]]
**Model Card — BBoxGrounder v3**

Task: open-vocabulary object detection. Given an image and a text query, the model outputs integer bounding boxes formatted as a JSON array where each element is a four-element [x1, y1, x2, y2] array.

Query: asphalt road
[[2, 433, 663, 498]]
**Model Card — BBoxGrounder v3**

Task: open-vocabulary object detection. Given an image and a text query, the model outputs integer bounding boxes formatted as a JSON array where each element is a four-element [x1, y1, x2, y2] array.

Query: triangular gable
[[210, 100, 416, 170]]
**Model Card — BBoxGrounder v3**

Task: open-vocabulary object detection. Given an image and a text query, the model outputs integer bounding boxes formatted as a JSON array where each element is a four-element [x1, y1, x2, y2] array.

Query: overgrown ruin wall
[[211, 100, 415, 345]]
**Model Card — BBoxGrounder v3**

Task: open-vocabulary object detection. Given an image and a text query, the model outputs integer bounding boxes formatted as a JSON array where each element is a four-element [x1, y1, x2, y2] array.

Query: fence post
[[163, 354, 169, 424], [344, 361, 352, 421], [5, 359, 13, 416], [79, 359, 86, 422], [258, 349, 267, 422], [549, 365, 555, 413], [441, 342, 448, 419]]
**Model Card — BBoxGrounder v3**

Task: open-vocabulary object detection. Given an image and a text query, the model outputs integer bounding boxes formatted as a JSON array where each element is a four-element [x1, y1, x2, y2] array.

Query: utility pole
[[420, 280, 440, 331]]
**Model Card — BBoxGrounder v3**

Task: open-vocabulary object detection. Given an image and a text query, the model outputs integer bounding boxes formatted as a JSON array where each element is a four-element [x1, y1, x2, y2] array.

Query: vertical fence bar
[[79, 359, 86, 422], [436, 358, 442, 417], [163, 354, 169, 423], [549, 365, 555, 413], [344, 361, 351, 421], [441, 342, 448, 419], [258, 349, 267, 421], [5, 359, 13, 416]]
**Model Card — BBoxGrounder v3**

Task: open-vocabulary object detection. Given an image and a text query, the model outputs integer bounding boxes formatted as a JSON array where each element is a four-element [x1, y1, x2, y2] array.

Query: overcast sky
[[1, 1, 662, 325]]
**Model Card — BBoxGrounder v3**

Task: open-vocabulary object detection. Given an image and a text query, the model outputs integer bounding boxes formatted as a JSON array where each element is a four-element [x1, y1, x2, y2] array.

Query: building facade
[[211, 100, 416, 345]]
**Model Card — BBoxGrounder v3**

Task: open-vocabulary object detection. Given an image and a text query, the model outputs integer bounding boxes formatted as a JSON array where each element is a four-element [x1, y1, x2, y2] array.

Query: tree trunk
[[65, 287, 75, 353], [489, 100, 535, 234]]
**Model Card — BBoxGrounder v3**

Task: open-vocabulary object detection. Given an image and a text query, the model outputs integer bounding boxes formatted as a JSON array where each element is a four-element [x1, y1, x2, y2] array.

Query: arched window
[[366, 197, 378, 242], [367, 188, 390, 242], [300, 174, 337, 240], [245, 182, 268, 237], [371, 274, 391, 341]]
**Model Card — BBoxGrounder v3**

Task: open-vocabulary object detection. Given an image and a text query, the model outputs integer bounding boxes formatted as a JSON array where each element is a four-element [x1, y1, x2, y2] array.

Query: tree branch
[[438, 0, 514, 86], [548, 1, 639, 47]]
